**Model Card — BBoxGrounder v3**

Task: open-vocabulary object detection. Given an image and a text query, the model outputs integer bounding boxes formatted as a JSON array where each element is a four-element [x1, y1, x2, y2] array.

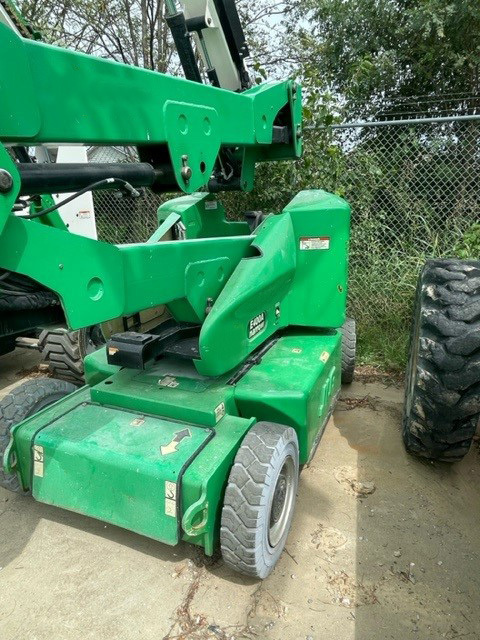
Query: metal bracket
[[182, 485, 209, 537], [106, 322, 200, 369]]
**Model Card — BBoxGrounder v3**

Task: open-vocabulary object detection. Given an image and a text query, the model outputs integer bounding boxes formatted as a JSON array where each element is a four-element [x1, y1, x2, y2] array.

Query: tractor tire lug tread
[[403, 259, 480, 462]]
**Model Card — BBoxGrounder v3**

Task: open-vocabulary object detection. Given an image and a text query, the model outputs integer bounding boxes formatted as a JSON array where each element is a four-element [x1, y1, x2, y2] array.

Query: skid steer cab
[[0, 0, 353, 579]]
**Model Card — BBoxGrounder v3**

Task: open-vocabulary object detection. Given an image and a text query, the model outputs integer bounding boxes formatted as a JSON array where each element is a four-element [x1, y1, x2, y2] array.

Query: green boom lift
[[0, 0, 354, 578]]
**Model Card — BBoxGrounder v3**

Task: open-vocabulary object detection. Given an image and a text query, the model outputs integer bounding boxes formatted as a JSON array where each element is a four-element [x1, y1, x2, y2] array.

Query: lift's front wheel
[[220, 422, 299, 579], [0, 378, 77, 492]]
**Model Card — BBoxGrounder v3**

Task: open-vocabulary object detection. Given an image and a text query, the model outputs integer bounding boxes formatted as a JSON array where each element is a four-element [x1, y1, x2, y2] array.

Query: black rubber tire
[[403, 259, 480, 462], [38, 326, 105, 385], [340, 317, 356, 384], [0, 378, 76, 491], [220, 422, 299, 579]]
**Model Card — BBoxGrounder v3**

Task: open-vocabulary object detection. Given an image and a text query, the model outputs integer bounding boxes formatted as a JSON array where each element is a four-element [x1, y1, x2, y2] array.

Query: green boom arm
[[0, 24, 301, 203]]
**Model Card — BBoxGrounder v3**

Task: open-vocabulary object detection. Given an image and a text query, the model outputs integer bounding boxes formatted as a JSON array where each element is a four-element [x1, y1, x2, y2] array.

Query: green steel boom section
[[0, 24, 301, 196]]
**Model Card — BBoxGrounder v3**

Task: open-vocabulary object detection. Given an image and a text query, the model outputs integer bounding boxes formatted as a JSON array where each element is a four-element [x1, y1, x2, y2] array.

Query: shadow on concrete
[[336, 382, 480, 639]]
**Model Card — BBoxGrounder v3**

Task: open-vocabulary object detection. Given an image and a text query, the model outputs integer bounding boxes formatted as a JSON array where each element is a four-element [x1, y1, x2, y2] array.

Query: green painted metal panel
[[8, 336, 341, 553], [284, 190, 351, 328], [90, 358, 237, 427], [32, 403, 213, 545], [84, 349, 120, 387], [234, 332, 342, 463], [196, 190, 350, 376], [0, 211, 252, 329], [180, 413, 254, 555], [0, 25, 40, 139], [157, 193, 250, 239], [6, 386, 91, 489], [196, 212, 296, 375]]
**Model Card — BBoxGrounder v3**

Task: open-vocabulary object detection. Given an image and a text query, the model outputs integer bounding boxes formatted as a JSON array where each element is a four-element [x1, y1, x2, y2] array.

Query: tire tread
[[403, 259, 480, 461]]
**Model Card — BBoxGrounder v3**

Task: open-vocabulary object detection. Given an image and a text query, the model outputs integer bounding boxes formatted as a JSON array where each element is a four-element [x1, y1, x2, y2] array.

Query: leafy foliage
[[454, 223, 480, 259], [286, 0, 480, 118]]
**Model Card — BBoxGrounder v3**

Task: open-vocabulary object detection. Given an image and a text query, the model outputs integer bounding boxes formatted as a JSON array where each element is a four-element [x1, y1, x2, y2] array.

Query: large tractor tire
[[38, 325, 105, 385], [220, 422, 299, 579], [340, 317, 356, 384], [403, 259, 480, 462], [0, 378, 76, 491]]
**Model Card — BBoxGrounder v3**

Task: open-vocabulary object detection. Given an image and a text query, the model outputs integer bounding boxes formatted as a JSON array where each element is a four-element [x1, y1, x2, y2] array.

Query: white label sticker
[[205, 200, 218, 210], [165, 481, 177, 517], [320, 350, 330, 363], [33, 445, 44, 477], [214, 402, 226, 423], [248, 312, 266, 339], [300, 236, 330, 250]]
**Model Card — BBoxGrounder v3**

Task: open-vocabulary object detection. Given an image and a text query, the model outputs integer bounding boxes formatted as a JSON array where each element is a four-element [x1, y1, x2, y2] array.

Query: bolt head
[[181, 166, 192, 182], [0, 169, 13, 194]]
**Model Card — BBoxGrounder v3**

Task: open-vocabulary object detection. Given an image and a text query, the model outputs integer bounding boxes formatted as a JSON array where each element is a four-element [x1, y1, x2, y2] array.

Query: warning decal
[[165, 480, 177, 517], [33, 445, 44, 477], [214, 402, 226, 423], [300, 236, 330, 250]]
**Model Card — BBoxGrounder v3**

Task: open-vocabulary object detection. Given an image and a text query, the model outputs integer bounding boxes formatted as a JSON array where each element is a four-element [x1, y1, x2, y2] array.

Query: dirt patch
[[163, 563, 255, 640], [15, 363, 50, 379], [333, 465, 376, 497], [355, 364, 404, 387], [326, 570, 379, 608], [0, 378, 479, 640], [338, 394, 380, 411], [310, 523, 348, 560]]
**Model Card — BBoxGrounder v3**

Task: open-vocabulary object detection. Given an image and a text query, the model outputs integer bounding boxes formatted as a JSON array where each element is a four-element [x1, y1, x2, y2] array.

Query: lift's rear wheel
[[38, 325, 105, 385], [340, 317, 356, 384], [220, 422, 299, 579], [0, 378, 77, 491], [403, 259, 480, 462]]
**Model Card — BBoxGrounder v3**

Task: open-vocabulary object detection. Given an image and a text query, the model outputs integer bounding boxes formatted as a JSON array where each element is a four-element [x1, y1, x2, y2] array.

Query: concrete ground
[[0, 349, 479, 640]]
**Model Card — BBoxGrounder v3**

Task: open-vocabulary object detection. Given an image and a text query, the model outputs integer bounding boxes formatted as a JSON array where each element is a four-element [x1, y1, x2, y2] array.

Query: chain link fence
[[321, 115, 480, 366], [89, 146, 163, 244], [91, 113, 480, 367]]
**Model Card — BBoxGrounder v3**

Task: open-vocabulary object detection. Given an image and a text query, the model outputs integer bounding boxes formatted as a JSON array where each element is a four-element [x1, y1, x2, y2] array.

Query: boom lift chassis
[[0, 0, 351, 578]]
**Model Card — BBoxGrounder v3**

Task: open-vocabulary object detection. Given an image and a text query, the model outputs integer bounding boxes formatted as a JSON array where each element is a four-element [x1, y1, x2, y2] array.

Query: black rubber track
[[340, 317, 356, 384], [0, 378, 76, 491], [403, 259, 480, 462]]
